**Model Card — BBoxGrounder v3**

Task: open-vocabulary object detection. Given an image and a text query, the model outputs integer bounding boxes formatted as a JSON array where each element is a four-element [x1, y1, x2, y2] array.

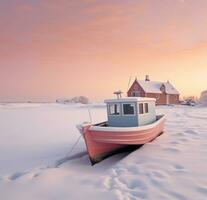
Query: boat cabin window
[[139, 103, 144, 114], [145, 103, 149, 113], [108, 103, 120, 115], [139, 103, 149, 114], [123, 103, 135, 115]]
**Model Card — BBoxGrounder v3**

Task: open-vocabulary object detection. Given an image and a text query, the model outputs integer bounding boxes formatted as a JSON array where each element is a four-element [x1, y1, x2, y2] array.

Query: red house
[[127, 76, 180, 105]]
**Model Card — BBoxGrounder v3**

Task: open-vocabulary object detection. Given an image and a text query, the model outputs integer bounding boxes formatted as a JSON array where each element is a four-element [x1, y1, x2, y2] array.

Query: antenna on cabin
[[114, 90, 123, 99], [127, 76, 132, 91], [87, 108, 92, 123]]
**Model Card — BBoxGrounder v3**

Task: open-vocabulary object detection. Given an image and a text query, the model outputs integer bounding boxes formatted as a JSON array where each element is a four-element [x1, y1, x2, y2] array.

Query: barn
[[127, 76, 180, 105]]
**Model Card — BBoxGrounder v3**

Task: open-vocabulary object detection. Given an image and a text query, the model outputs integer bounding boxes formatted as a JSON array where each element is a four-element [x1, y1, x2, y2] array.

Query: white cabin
[[104, 97, 156, 127]]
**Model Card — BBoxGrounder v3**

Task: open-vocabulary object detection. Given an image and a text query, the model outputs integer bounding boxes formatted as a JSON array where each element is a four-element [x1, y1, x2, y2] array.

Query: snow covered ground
[[0, 103, 207, 200]]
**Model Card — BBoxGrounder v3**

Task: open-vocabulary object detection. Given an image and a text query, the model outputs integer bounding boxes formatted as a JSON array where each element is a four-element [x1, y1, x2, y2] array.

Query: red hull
[[79, 115, 165, 164]]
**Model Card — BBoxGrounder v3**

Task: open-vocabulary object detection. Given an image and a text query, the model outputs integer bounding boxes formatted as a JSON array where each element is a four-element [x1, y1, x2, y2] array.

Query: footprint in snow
[[180, 138, 189, 143], [184, 129, 199, 135], [52, 151, 88, 168], [148, 176, 164, 188], [167, 190, 187, 200], [125, 165, 140, 174], [169, 141, 180, 145], [127, 179, 147, 190], [176, 132, 186, 137], [8, 171, 28, 181], [151, 170, 168, 179], [172, 164, 187, 174], [196, 186, 207, 195], [162, 147, 181, 153], [130, 191, 147, 199]]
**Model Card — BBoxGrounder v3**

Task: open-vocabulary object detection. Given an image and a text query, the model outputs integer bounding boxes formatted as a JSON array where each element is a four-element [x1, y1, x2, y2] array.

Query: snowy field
[[0, 103, 207, 200]]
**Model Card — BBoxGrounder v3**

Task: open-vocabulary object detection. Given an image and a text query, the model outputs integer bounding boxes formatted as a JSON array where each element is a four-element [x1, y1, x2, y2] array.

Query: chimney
[[145, 75, 150, 81]]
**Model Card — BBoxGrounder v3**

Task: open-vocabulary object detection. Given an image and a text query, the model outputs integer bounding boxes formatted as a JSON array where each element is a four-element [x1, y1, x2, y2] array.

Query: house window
[[145, 103, 149, 113], [131, 91, 140, 97], [108, 104, 120, 115], [123, 103, 135, 115], [139, 103, 144, 114]]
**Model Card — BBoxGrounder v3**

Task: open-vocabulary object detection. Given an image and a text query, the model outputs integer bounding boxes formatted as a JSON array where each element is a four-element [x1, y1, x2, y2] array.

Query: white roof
[[104, 97, 156, 103], [137, 80, 179, 95]]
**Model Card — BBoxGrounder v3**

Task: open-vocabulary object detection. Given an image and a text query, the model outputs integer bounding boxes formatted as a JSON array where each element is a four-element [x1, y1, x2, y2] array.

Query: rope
[[66, 135, 82, 157], [53, 135, 82, 168], [53, 108, 91, 168], [88, 108, 92, 123]]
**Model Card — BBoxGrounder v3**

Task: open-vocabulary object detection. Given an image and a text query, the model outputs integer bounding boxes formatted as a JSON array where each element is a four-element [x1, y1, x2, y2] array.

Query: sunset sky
[[1, 0, 207, 102]]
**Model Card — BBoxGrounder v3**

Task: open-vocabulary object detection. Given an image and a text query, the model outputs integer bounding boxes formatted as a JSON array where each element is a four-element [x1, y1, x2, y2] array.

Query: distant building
[[127, 76, 180, 105], [199, 90, 207, 106]]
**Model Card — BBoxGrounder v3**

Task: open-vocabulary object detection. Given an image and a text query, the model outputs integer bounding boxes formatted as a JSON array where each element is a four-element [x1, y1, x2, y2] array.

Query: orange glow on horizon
[[0, 0, 207, 102]]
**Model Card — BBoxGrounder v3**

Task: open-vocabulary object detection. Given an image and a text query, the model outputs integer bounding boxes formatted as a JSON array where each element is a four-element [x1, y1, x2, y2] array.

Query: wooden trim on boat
[[89, 115, 165, 132]]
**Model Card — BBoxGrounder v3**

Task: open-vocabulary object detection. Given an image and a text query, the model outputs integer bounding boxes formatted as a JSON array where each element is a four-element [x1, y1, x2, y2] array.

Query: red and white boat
[[77, 95, 165, 165]]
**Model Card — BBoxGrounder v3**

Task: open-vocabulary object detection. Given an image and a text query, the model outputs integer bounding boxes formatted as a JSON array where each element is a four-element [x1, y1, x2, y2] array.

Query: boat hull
[[80, 115, 165, 165]]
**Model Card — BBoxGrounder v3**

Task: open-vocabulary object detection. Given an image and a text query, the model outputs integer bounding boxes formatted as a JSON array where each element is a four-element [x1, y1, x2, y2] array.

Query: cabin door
[[166, 95, 170, 105]]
